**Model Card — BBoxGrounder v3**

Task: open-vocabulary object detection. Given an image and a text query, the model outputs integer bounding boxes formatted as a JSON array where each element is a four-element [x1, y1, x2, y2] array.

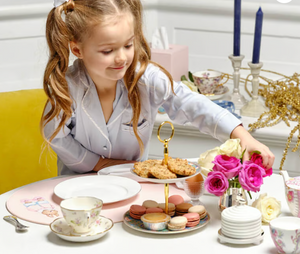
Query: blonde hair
[[41, 0, 174, 156]]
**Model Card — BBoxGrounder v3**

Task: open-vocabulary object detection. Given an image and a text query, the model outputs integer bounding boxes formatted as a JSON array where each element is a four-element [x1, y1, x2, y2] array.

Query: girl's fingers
[[262, 154, 269, 169], [265, 152, 275, 169], [261, 148, 275, 169]]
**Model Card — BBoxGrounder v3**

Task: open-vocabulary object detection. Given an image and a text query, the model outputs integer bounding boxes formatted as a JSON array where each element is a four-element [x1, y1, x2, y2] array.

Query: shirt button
[[103, 146, 107, 150]]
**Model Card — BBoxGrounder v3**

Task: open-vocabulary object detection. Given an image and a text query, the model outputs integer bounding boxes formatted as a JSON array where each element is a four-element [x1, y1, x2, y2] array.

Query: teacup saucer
[[50, 216, 114, 242], [217, 228, 264, 245], [204, 86, 229, 101]]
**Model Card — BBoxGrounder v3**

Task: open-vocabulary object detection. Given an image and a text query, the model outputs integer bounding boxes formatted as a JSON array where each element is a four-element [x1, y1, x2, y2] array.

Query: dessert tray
[[50, 216, 113, 242], [123, 211, 210, 235], [54, 175, 141, 204], [130, 161, 200, 184], [217, 229, 264, 245]]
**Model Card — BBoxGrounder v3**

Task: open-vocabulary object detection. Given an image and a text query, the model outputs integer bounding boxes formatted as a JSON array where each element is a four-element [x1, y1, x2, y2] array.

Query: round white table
[[0, 173, 290, 254]]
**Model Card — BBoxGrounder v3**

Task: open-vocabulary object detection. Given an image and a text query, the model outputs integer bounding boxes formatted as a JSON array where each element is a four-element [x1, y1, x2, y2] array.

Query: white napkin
[[151, 27, 169, 50]]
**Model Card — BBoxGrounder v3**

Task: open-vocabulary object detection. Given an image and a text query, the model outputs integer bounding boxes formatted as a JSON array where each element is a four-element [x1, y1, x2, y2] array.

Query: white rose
[[198, 147, 220, 177], [252, 193, 281, 223], [219, 138, 242, 158]]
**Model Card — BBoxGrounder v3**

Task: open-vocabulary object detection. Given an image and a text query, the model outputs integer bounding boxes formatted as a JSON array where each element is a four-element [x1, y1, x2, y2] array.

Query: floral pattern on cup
[[270, 227, 285, 253], [192, 71, 229, 95], [60, 196, 103, 234], [292, 230, 300, 253], [94, 201, 103, 208]]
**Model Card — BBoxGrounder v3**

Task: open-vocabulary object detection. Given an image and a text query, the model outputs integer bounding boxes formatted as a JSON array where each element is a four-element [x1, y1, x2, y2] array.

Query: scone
[[167, 158, 196, 176], [133, 160, 162, 178], [150, 165, 177, 179]]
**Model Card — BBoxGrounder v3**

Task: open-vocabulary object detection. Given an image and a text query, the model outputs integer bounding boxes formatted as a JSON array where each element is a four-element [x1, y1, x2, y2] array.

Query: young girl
[[42, 0, 274, 175]]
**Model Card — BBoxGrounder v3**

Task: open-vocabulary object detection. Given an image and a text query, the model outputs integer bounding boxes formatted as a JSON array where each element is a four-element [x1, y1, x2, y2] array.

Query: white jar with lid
[[221, 196, 261, 239]]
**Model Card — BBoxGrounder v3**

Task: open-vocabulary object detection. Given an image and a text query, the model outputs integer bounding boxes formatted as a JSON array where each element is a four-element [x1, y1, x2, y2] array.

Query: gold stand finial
[[157, 121, 175, 214], [157, 121, 175, 165]]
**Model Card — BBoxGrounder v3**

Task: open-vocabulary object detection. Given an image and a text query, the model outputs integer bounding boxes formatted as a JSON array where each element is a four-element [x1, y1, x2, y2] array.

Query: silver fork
[[3, 215, 29, 231]]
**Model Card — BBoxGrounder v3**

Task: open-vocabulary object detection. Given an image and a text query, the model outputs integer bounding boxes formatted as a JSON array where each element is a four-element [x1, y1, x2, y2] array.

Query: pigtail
[[41, 3, 74, 142]]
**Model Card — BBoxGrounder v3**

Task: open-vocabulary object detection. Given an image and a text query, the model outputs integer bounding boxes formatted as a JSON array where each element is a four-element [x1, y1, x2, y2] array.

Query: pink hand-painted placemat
[[6, 175, 190, 225]]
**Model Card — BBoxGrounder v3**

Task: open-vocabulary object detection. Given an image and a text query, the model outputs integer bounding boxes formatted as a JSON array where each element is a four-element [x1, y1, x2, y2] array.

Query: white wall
[[0, 0, 299, 92], [153, 0, 300, 76]]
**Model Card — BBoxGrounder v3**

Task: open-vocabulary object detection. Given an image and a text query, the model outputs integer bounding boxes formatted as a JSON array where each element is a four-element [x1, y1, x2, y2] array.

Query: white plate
[[50, 216, 113, 242], [130, 161, 200, 184], [54, 175, 141, 204], [98, 163, 150, 183], [205, 86, 229, 100], [218, 228, 264, 245], [98, 163, 135, 175], [123, 211, 210, 235]]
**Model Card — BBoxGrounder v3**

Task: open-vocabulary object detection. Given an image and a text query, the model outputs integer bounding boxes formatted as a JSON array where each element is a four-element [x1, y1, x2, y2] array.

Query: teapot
[[280, 170, 300, 217]]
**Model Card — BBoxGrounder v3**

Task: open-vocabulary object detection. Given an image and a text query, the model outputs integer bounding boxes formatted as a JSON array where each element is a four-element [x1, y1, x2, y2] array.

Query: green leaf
[[240, 148, 246, 162], [181, 75, 188, 81], [188, 71, 194, 82]]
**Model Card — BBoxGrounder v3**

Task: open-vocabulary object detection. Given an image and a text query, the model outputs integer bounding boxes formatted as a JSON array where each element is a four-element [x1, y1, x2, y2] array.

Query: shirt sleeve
[[43, 103, 100, 174], [150, 68, 242, 142]]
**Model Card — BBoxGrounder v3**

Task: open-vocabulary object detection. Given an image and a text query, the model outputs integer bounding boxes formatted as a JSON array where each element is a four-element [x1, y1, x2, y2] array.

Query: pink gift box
[[151, 44, 189, 81]]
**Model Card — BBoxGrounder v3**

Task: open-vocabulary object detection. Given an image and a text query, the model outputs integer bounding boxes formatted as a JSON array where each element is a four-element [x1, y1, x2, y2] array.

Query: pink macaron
[[168, 195, 184, 206], [183, 212, 200, 227]]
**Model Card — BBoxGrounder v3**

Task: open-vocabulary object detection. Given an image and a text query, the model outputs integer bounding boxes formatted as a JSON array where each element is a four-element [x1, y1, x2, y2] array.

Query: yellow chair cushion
[[0, 89, 57, 194]]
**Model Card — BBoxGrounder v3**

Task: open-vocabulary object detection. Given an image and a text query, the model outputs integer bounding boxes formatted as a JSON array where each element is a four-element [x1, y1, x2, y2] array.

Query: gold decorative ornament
[[246, 71, 300, 170]]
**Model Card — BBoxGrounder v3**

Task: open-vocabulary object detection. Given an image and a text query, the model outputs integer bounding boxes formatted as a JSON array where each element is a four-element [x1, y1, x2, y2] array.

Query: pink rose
[[212, 155, 241, 179], [204, 171, 229, 196], [239, 161, 265, 192], [250, 153, 272, 177]]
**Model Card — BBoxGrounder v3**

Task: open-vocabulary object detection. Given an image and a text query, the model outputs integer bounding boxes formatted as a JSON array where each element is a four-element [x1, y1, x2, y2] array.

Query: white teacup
[[60, 196, 103, 234], [269, 216, 300, 254], [192, 70, 229, 95]]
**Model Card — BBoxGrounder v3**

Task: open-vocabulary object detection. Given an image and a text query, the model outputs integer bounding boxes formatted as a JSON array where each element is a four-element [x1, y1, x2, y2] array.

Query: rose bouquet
[[199, 139, 272, 198]]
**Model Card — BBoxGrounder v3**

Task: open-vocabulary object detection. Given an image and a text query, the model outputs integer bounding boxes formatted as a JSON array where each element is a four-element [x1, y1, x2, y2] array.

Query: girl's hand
[[231, 125, 275, 169], [92, 157, 136, 172]]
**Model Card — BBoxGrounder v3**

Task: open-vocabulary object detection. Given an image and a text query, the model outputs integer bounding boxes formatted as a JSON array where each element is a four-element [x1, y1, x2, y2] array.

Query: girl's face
[[71, 12, 135, 87]]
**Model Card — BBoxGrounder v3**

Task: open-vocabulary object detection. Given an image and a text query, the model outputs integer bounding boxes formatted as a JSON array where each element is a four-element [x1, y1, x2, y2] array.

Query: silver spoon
[[3, 215, 29, 231]]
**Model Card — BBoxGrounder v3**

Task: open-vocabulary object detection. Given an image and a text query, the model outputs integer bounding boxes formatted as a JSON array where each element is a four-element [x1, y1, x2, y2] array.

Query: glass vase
[[218, 187, 247, 212]]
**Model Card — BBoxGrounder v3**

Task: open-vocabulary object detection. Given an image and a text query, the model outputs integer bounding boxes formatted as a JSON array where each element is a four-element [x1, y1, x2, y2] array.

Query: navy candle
[[252, 7, 263, 64], [233, 0, 241, 56]]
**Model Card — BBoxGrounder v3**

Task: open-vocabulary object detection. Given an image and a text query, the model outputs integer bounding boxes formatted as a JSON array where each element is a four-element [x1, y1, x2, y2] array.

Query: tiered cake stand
[[126, 121, 209, 234]]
